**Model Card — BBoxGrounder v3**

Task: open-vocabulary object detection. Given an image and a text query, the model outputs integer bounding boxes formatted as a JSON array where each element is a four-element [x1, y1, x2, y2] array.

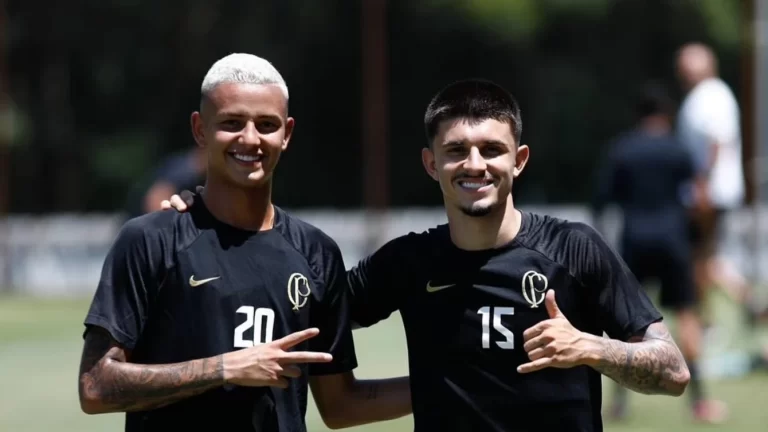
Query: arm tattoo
[[79, 328, 224, 413], [364, 381, 379, 400], [590, 322, 688, 395]]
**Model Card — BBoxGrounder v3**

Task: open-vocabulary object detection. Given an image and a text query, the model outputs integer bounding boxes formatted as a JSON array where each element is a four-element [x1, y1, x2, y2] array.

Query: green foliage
[[698, 0, 742, 48], [87, 130, 157, 183], [6, 0, 747, 211]]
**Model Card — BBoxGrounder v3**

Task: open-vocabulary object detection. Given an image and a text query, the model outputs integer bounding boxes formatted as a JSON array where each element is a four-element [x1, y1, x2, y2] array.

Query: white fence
[[0, 205, 766, 296]]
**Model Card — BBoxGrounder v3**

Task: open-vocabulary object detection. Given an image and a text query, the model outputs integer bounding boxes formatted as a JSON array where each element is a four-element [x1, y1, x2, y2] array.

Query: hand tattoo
[[590, 322, 689, 395], [79, 327, 224, 413]]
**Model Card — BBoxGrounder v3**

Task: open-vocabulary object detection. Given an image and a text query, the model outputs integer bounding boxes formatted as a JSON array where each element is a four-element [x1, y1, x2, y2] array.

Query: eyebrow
[[217, 111, 281, 120], [442, 139, 508, 147]]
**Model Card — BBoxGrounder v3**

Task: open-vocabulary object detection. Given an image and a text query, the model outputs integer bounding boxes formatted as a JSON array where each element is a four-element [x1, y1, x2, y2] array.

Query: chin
[[459, 202, 496, 217], [225, 172, 270, 188]]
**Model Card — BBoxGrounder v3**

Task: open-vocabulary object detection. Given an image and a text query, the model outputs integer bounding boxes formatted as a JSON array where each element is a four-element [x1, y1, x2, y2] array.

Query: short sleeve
[[347, 234, 414, 328], [569, 223, 663, 341], [83, 218, 165, 350], [307, 239, 358, 376]]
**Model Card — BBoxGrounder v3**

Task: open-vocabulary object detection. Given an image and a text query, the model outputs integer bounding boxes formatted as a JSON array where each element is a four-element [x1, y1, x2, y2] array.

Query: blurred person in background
[[78, 53, 411, 432], [123, 146, 207, 218], [165, 79, 690, 432], [675, 43, 754, 321], [592, 82, 725, 423]]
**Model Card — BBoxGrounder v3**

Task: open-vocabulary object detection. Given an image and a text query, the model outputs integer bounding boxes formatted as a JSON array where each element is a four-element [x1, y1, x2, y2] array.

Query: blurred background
[[1, 0, 768, 430]]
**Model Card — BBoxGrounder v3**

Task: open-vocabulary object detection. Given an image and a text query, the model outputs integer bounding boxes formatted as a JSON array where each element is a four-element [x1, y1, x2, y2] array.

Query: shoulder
[[523, 212, 603, 248], [274, 208, 347, 281], [376, 224, 448, 259], [519, 212, 612, 279], [112, 209, 198, 257], [116, 210, 178, 243], [688, 79, 738, 113], [705, 78, 737, 99], [276, 207, 340, 253]]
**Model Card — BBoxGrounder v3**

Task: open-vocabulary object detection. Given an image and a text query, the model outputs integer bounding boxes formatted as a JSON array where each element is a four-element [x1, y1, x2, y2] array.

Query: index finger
[[169, 194, 188, 211], [279, 351, 333, 364], [273, 328, 320, 349]]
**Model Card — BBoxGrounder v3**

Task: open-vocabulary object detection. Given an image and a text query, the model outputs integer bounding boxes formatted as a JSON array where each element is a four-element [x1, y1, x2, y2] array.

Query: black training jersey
[[83, 203, 357, 432], [348, 212, 662, 432], [593, 129, 695, 247]]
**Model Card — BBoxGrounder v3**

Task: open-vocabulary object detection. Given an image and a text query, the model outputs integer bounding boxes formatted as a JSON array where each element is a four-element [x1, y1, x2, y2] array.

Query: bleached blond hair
[[200, 53, 289, 100]]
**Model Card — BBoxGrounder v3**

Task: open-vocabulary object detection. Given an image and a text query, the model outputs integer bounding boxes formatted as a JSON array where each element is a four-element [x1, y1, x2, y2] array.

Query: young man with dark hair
[[164, 78, 690, 432], [593, 82, 716, 422]]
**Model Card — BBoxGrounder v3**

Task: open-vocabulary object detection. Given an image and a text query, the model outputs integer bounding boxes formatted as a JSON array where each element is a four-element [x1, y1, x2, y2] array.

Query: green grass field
[[1, 293, 766, 431]]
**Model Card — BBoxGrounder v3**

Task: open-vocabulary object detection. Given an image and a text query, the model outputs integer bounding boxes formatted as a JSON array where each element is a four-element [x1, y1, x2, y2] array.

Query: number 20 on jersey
[[234, 306, 275, 347]]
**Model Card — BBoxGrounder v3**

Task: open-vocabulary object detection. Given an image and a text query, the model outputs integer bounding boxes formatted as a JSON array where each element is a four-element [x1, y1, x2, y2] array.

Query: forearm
[[582, 333, 689, 396], [343, 377, 411, 426], [80, 353, 224, 414], [313, 376, 411, 429]]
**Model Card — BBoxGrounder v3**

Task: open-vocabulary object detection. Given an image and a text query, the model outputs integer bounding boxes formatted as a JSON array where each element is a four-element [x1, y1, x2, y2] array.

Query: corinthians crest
[[521, 270, 548, 308], [287, 273, 311, 311]]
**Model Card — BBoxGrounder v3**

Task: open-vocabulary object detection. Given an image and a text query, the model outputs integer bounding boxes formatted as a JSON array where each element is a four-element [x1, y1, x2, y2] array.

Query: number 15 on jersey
[[477, 306, 515, 349]]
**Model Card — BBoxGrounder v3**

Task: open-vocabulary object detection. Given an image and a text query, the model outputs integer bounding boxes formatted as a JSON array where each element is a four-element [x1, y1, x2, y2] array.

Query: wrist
[[576, 332, 604, 368], [221, 352, 236, 384]]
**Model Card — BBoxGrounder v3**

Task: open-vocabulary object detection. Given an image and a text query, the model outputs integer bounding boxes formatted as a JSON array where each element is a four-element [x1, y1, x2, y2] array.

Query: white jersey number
[[477, 306, 515, 349], [234, 306, 275, 348]]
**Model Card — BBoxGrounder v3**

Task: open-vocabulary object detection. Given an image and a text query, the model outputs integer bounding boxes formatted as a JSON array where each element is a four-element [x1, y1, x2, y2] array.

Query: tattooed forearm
[[365, 381, 379, 400], [78, 328, 224, 414], [586, 322, 689, 396]]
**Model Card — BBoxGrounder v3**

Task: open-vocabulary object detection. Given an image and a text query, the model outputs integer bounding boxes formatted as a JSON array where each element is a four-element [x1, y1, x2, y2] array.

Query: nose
[[464, 146, 487, 172], [241, 121, 261, 146]]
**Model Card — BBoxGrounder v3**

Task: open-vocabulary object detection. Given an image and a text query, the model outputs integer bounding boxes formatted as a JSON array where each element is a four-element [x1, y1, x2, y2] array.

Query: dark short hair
[[635, 82, 676, 119], [424, 79, 522, 147]]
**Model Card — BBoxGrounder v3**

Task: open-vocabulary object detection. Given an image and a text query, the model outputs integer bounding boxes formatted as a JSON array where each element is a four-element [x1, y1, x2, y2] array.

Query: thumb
[[545, 290, 565, 319]]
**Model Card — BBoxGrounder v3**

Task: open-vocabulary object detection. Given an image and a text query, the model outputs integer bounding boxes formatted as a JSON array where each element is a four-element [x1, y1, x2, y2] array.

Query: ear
[[421, 147, 439, 181], [282, 117, 295, 151], [513, 144, 530, 178], [191, 112, 205, 148]]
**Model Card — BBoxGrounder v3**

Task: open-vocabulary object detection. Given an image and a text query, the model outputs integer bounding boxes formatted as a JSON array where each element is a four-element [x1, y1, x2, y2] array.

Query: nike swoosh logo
[[426, 281, 455, 293], [189, 275, 220, 287]]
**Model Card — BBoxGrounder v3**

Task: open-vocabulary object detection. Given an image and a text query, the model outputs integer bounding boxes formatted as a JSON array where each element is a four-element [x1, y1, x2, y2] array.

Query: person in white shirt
[[674, 42, 744, 424]]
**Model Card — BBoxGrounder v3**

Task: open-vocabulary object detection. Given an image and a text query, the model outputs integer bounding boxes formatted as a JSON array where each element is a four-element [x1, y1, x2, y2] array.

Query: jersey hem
[[622, 313, 664, 341], [308, 358, 359, 376]]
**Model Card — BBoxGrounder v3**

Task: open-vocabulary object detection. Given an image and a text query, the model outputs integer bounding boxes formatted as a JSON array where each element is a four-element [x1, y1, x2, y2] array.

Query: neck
[[202, 175, 275, 231], [446, 196, 522, 251]]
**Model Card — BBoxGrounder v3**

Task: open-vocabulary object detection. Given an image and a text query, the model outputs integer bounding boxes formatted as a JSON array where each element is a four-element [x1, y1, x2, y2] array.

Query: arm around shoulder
[[310, 372, 411, 429]]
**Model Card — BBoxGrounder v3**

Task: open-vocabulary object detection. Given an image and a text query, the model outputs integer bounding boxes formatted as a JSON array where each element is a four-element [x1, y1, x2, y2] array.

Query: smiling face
[[422, 117, 528, 216], [421, 79, 528, 217], [191, 82, 294, 188]]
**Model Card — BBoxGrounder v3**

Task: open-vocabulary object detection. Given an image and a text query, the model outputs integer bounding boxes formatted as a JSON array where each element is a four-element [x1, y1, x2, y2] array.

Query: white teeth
[[459, 180, 491, 189], [233, 154, 260, 162]]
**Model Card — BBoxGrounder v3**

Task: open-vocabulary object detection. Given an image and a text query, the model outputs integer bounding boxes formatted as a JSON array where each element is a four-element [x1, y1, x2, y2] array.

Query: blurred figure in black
[[593, 83, 726, 423], [124, 146, 207, 218]]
